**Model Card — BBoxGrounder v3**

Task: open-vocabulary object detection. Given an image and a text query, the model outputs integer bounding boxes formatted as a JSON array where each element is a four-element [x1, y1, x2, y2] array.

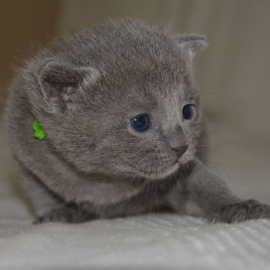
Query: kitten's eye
[[182, 105, 193, 120], [130, 115, 150, 131]]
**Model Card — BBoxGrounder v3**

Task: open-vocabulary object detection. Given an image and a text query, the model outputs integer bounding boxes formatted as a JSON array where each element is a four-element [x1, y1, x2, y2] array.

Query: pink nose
[[170, 145, 188, 158]]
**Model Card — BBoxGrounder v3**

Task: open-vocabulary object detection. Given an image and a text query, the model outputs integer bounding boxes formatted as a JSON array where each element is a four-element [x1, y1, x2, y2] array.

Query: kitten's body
[[4, 20, 270, 223]]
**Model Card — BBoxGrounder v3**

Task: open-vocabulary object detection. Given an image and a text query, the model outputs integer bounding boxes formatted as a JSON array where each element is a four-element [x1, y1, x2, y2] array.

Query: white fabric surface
[[1, 210, 270, 270]]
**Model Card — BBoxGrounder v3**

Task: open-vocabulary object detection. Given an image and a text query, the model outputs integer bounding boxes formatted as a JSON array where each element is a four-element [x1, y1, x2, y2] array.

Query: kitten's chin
[[143, 155, 194, 180], [158, 162, 180, 179], [144, 162, 180, 181]]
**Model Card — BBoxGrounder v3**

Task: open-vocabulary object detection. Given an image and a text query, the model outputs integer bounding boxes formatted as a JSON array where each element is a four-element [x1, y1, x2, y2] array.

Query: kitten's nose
[[170, 145, 188, 158]]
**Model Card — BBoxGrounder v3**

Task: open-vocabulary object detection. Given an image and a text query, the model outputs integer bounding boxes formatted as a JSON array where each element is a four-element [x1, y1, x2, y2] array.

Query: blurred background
[[0, 0, 270, 219]]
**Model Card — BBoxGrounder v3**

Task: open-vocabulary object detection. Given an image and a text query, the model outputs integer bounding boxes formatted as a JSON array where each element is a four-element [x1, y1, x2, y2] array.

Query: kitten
[[4, 20, 270, 224]]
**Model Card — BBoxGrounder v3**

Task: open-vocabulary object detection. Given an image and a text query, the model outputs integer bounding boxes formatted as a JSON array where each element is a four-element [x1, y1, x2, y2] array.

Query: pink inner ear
[[62, 86, 74, 104]]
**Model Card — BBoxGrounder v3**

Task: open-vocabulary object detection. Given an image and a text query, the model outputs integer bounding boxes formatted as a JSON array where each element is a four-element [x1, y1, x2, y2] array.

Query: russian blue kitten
[[4, 20, 270, 224]]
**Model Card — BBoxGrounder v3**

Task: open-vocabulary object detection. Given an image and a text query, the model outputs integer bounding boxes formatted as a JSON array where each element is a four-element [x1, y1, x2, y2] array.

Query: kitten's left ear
[[173, 34, 208, 58]]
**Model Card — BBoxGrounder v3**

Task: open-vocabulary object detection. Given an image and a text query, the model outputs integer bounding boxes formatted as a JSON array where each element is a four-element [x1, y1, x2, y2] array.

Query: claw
[[212, 217, 216, 224]]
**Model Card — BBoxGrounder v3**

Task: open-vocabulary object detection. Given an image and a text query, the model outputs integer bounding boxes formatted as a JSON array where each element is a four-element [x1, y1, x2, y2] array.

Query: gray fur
[[4, 20, 270, 224]]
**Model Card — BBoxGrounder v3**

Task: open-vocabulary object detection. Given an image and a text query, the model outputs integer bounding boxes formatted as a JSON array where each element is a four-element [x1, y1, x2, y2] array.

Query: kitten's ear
[[173, 34, 208, 58], [38, 60, 99, 112]]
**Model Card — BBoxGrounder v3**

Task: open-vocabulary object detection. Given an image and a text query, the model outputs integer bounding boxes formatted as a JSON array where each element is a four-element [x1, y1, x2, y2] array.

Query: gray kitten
[[4, 20, 270, 224]]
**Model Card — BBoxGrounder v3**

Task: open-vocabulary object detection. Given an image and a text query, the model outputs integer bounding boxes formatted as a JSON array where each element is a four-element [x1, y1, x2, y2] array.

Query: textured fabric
[[1, 213, 270, 270]]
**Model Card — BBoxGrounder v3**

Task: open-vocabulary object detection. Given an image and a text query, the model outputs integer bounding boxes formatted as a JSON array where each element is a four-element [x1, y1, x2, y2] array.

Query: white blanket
[[1, 189, 270, 270]]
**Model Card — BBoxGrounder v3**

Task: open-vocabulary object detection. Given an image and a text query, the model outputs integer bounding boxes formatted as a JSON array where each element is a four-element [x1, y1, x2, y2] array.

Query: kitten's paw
[[33, 207, 97, 224], [33, 208, 75, 224], [212, 199, 270, 224]]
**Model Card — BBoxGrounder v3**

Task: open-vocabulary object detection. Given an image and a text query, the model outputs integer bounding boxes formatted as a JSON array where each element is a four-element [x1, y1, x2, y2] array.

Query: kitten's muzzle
[[169, 145, 188, 158]]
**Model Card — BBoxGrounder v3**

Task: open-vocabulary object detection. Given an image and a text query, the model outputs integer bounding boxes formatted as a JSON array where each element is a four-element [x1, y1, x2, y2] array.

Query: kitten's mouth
[[137, 161, 179, 180], [154, 161, 179, 179], [160, 162, 178, 173]]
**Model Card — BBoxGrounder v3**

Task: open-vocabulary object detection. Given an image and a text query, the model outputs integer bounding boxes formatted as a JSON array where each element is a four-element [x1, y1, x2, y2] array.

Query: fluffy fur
[[4, 20, 270, 223]]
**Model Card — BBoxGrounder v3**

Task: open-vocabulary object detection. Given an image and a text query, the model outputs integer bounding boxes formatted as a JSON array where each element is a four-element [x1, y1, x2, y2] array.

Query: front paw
[[212, 199, 270, 224], [33, 207, 97, 224], [33, 208, 75, 224]]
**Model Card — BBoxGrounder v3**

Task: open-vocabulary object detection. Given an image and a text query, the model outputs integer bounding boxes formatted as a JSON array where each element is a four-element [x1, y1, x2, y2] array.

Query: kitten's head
[[25, 20, 207, 180]]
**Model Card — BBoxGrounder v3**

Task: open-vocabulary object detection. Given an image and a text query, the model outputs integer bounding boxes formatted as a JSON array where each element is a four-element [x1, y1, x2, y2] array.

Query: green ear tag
[[33, 121, 46, 139]]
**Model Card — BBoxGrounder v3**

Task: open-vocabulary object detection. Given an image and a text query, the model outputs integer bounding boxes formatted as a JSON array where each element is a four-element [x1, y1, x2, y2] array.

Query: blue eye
[[182, 105, 192, 120], [130, 115, 150, 131]]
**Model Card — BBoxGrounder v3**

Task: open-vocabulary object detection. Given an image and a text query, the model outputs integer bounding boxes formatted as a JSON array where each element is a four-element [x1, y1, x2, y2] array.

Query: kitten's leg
[[166, 158, 270, 223], [21, 168, 97, 224]]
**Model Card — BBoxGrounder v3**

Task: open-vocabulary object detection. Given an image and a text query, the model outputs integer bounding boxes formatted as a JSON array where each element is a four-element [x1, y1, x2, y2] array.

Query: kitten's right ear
[[38, 60, 99, 113], [173, 34, 208, 59]]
